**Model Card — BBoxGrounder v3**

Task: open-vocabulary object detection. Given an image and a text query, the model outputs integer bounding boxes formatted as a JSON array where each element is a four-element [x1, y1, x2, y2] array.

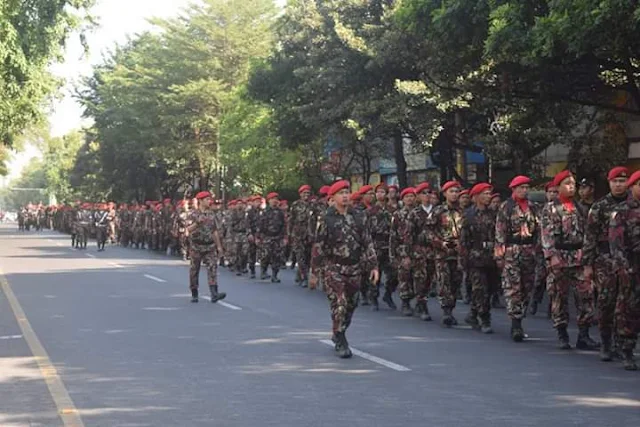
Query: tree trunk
[[393, 129, 408, 188]]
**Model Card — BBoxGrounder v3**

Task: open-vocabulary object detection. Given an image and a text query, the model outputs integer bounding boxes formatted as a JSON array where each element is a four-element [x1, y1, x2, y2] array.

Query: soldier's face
[[546, 187, 558, 202], [403, 193, 416, 207], [609, 177, 627, 197], [513, 185, 529, 200], [268, 198, 278, 208], [559, 177, 576, 197], [490, 197, 501, 210], [389, 188, 398, 200], [363, 192, 374, 204], [459, 194, 470, 206], [201, 197, 212, 208], [631, 181, 640, 200], [334, 189, 350, 207], [578, 185, 593, 200], [375, 189, 387, 202], [478, 190, 492, 206], [300, 191, 310, 201], [444, 187, 460, 203], [419, 191, 430, 205]]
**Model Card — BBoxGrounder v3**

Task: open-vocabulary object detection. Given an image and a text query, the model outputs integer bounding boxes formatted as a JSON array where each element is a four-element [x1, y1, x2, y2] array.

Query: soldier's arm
[[541, 204, 558, 261], [431, 208, 447, 251], [362, 219, 379, 273], [397, 212, 413, 259], [310, 215, 327, 273], [582, 203, 600, 266], [609, 207, 629, 272], [459, 215, 470, 267]]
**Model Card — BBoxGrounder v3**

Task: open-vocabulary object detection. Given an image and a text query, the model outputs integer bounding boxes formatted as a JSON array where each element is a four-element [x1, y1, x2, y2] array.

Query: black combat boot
[[600, 333, 613, 362], [529, 299, 539, 315], [370, 294, 379, 311], [557, 326, 571, 350], [334, 332, 353, 359], [401, 300, 413, 317], [576, 327, 600, 350], [360, 290, 370, 306], [71, 236, 75, 247], [382, 291, 397, 310], [419, 301, 432, 321], [442, 308, 454, 327], [480, 316, 493, 334], [271, 270, 281, 283], [294, 269, 301, 284], [210, 286, 227, 303], [465, 310, 480, 330], [623, 349, 638, 371], [260, 267, 270, 280], [511, 318, 524, 342], [249, 266, 256, 279], [191, 289, 199, 303]]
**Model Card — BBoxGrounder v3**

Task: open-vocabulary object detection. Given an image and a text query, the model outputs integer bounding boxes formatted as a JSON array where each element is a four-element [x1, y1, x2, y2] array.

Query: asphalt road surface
[[1, 224, 638, 427]]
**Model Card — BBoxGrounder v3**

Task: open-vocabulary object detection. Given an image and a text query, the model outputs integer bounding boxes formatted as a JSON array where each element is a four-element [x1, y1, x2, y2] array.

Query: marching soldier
[[186, 191, 225, 304], [390, 187, 417, 316], [531, 181, 559, 315], [368, 182, 397, 310], [94, 203, 109, 251], [310, 180, 379, 358], [542, 170, 598, 350], [259, 193, 287, 283], [230, 199, 250, 275], [246, 196, 261, 279], [289, 185, 313, 287]]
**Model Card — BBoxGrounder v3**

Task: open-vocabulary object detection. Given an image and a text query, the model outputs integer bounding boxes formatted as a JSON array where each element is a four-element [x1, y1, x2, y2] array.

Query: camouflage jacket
[[311, 206, 378, 275], [229, 209, 249, 238], [402, 204, 438, 259], [433, 203, 463, 260], [583, 193, 627, 266], [308, 200, 327, 243], [541, 199, 587, 268], [367, 203, 392, 251], [259, 206, 286, 239], [247, 208, 260, 236], [459, 206, 497, 268], [609, 197, 640, 272], [288, 199, 312, 241], [187, 210, 218, 252], [495, 199, 541, 260], [389, 206, 412, 261]]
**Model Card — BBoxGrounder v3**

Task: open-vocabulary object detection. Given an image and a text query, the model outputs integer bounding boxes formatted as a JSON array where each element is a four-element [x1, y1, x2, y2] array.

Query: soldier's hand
[[217, 246, 224, 256], [370, 268, 380, 285], [309, 273, 318, 290]]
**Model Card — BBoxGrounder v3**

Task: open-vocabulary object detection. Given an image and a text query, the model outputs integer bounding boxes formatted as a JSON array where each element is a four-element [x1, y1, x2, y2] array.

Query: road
[[0, 224, 638, 427]]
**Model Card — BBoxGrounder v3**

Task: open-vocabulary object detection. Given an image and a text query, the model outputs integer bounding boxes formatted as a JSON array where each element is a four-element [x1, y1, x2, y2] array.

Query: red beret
[[163, 198, 171, 204], [627, 170, 640, 187], [552, 170, 573, 187], [400, 187, 416, 199], [195, 191, 212, 200], [328, 180, 350, 196], [441, 181, 461, 192], [388, 185, 399, 191], [350, 192, 362, 201], [359, 184, 374, 195], [509, 175, 531, 189], [298, 184, 311, 194], [459, 189, 469, 196], [491, 193, 501, 200], [375, 182, 388, 192], [318, 186, 330, 196], [415, 182, 431, 193], [266, 192, 279, 201], [154, 204, 163, 211], [608, 166, 629, 181], [544, 181, 556, 191], [469, 183, 493, 197]]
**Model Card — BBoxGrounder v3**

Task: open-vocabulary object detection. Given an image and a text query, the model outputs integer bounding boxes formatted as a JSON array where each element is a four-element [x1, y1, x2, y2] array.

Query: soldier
[[75, 203, 91, 249], [368, 182, 397, 310], [390, 187, 417, 316], [387, 184, 399, 213], [489, 193, 501, 211], [495, 175, 540, 342], [308, 187, 329, 290], [246, 196, 262, 279], [460, 183, 497, 333], [608, 170, 640, 370], [310, 180, 379, 358], [578, 177, 596, 212], [186, 191, 225, 304], [289, 185, 313, 287], [259, 192, 287, 283], [584, 167, 629, 361], [404, 182, 438, 320], [542, 170, 598, 350], [459, 189, 471, 210], [433, 181, 463, 326], [230, 199, 250, 275], [94, 203, 110, 251]]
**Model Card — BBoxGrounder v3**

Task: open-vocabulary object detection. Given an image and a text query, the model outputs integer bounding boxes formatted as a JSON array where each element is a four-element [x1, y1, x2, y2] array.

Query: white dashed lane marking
[[143, 274, 167, 283], [319, 340, 411, 372]]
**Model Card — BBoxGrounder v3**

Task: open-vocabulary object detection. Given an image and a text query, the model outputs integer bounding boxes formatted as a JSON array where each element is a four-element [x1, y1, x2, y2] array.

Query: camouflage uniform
[[367, 203, 397, 306], [432, 203, 463, 322], [542, 199, 596, 347], [187, 210, 220, 293], [403, 204, 438, 318], [230, 208, 250, 274], [247, 207, 261, 277], [495, 199, 540, 322], [460, 206, 498, 328], [390, 204, 414, 302], [608, 198, 640, 369], [584, 193, 627, 350], [288, 199, 313, 283], [259, 206, 286, 279], [311, 206, 377, 354]]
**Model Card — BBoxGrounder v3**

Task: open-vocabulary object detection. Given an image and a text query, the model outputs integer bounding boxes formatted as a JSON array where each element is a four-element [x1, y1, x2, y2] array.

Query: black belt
[[555, 242, 582, 250], [506, 237, 535, 245]]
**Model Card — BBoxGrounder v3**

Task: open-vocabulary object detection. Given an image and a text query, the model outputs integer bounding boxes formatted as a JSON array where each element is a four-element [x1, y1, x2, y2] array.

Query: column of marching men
[[25, 167, 640, 370]]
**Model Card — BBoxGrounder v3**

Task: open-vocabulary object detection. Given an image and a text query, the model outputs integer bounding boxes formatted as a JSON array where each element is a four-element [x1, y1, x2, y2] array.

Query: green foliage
[[0, 158, 47, 209]]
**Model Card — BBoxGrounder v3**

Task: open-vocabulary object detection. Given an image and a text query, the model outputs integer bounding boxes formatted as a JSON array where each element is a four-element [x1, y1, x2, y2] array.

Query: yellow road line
[[0, 268, 85, 427]]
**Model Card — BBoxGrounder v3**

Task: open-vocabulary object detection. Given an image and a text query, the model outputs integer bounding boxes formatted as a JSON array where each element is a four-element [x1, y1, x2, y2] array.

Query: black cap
[[579, 177, 595, 187]]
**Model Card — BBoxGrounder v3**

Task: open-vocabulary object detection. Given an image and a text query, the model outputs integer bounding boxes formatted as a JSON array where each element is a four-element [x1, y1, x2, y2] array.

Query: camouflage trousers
[[396, 259, 414, 301], [179, 234, 189, 259], [233, 239, 249, 272], [224, 236, 234, 264], [547, 266, 595, 329], [325, 266, 361, 334], [260, 237, 284, 272], [468, 265, 498, 321], [593, 258, 620, 335], [189, 248, 218, 291], [414, 254, 436, 303], [436, 259, 463, 309], [371, 248, 397, 300], [502, 249, 536, 320], [247, 241, 257, 272], [96, 226, 108, 245], [532, 261, 547, 304], [292, 238, 311, 280], [617, 271, 640, 351]]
